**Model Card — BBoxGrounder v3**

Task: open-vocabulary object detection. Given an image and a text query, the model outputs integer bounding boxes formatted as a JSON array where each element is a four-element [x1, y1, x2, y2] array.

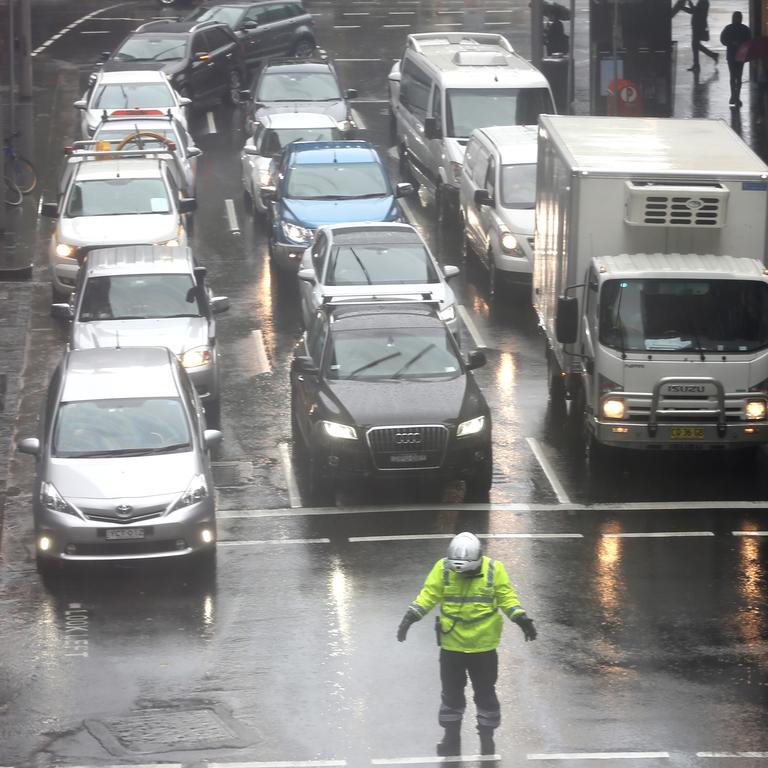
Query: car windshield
[[256, 72, 342, 102], [78, 274, 203, 321], [65, 178, 171, 217], [445, 88, 553, 138], [599, 279, 768, 353], [325, 244, 438, 286], [112, 37, 187, 62], [93, 83, 176, 109], [261, 126, 342, 156], [500, 163, 536, 208], [53, 397, 191, 458], [285, 161, 389, 199], [326, 326, 461, 380], [186, 7, 244, 26]]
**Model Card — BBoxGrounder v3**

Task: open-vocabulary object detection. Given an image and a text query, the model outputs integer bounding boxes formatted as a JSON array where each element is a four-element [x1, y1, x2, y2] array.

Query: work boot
[[477, 725, 496, 755], [436, 723, 461, 756]]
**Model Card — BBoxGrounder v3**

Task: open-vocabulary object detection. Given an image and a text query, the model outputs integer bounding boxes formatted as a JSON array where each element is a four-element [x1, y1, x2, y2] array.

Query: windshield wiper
[[145, 442, 191, 454], [347, 351, 402, 378], [392, 343, 437, 378], [348, 246, 372, 285], [352, 192, 388, 199], [159, 312, 203, 318]]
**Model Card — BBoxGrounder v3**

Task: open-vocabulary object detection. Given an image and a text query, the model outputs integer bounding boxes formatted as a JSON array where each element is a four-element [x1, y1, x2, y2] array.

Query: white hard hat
[[446, 531, 482, 573]]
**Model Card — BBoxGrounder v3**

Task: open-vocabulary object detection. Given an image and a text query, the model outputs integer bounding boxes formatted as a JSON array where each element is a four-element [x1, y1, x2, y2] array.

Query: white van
[[459, 125, 537, 296], [388, 32, 553, 223]]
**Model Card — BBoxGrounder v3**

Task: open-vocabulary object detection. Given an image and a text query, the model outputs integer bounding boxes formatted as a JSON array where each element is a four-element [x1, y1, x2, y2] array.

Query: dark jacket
[[683, 0, 709, 39], [720, 22, 751, 63]]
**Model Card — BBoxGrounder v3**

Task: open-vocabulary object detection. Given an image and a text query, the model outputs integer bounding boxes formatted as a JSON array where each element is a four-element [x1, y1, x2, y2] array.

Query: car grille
[[80, 504, 167, 524], [73, 539, 180, 557], [621, 394, 746, 424], [366, 425, 448, 470]]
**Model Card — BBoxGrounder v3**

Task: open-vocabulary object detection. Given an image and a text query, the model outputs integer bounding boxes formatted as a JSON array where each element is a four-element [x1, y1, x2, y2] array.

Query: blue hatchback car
[[264, 140, 414, 272]]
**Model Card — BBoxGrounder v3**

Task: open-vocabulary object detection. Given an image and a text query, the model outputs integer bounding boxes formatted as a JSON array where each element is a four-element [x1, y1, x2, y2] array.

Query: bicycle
[[4, 175, 23, 206], [4, 130, 37, 196]]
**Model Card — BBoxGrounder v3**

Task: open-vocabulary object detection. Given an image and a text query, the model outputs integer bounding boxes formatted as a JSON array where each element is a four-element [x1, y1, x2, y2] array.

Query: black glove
[[397, 610, 419, 642], [516, 615, 537, 642]]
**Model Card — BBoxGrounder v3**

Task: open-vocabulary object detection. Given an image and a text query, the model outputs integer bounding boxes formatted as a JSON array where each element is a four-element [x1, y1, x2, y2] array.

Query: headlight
[[745, 399, 767, 420], [601, 398, 626, 419], [181, 347, 212, 369], [283, 222, 313, 243], [258, 168, 273, 185], [449, 161, 463, 183], [40, 482, 76, 516], [171, 474, 208, 511], [457, 415, 485, 437], [439, 304, 456, 323], [501, 232, 525, 255], [55, 242, 77, 259], [322, 421, 357, 440]]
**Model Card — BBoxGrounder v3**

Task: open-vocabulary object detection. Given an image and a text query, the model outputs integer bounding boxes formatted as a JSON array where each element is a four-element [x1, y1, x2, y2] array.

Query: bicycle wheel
[[4, 175, 23, 206], [9, 155, 36, 194]]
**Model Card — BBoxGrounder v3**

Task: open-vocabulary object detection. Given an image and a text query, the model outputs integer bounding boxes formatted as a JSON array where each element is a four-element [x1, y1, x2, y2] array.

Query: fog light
[[38, 536, 52, 551], [612, 427, 630, 434], [744, 427, 758, 434], [175, 538, 187, 550], [200, 528, 214, 544]]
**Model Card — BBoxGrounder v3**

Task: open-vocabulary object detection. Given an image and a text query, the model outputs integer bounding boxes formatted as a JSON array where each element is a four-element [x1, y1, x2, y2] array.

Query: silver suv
[[52, 245, 229, 421], [17, 346, 222, 576]]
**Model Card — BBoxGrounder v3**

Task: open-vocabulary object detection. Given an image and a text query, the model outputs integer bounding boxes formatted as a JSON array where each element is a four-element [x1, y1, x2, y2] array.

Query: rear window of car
[[256, 72, 341, 101], [326, 244, 438, 286], [113, 36, 186, 62]]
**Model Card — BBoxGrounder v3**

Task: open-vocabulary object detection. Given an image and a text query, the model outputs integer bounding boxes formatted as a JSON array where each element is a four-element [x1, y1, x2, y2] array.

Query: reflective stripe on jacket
[[407, 556, 526, 653]]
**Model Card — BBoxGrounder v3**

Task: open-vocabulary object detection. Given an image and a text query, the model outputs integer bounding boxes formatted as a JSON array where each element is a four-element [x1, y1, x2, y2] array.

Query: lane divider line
[[525, 437, 570, 505], [602, 531, 715, 538], [209, 761, 346, 767], [278, 441, 301, 509], [225, 198, 240, 233], [250, 329, 271, 375], [527, 753, 670, 761], [349, 533, 583, 543], [206, 110, 218, 134], [457, 304, 487, 349], [218, 538, 330, 546], [732, 531, 768, 536], [697, 753, 768, 759], [32, 2, 129, 56], [372, 756, 499, 765]]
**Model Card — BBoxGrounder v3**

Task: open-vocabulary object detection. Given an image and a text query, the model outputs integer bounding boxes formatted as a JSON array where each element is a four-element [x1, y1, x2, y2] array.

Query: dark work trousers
[[692, 35, 718, 69], [728, 59, 745, 103], [438, 648, 500, 729]]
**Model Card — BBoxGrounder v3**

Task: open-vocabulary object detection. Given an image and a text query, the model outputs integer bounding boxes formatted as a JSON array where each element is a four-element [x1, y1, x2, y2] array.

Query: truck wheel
[[547, 350, 567, 414]]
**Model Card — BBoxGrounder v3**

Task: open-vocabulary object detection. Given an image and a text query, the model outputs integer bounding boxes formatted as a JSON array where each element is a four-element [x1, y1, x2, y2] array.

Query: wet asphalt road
[[0, 0, 767, 766]]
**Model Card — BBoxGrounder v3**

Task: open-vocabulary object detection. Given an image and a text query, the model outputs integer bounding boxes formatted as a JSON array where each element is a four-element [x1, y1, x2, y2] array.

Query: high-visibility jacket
[[407, 555, 527, 653]]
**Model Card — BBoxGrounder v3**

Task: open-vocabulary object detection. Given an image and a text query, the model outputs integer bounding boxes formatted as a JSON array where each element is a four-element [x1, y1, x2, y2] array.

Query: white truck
[[534, 115, 768, 458]]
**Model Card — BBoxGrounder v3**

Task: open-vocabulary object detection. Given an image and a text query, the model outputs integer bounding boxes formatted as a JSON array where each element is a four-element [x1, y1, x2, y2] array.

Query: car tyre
[[292, 37, 316, 58], [309, 453, 334, 507], [547, 347, 567, 416], [464, 455, 493, 502], [36, 553, 62, 582]]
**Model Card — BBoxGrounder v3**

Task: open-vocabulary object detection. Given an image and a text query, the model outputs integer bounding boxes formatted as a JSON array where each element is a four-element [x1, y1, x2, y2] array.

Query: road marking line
[[383, 24, 412, 28], [209, 762, 345, 767], [351, 108, 366, 130], [218, 539, 330, 546], [250, 329, 271, 374], [602, 531, 715, 538], [389, 11, 416, 14], [437, 9, 464, 13], [527, 753, 670, 761], [350, 533, 583, 542], [435, 23, 462, 27], [697, 753, 768, 759], [732, 531, 768, 536], [484, 22, 509, 26], [79, 30, 110, 34], [278, 442, 301, 509], [373, 756, 499, 765], [32, 2, 128, 56], [351, 99, 390, 103], [334, 25, 362, 29], [457, 304, 486, 349], [206, 110, 217, 134], [225, 198, 240, 233], [525, 437, 570, 504], [336, 58, 382, 61], [68, 765, 182, 768], [487, 8, 513, 12], [343, 11, 370, 14]]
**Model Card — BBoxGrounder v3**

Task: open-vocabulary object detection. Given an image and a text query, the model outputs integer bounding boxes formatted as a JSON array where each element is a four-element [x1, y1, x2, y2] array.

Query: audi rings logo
[[394, 432, 422, 446], [115, 504, 133, 518]]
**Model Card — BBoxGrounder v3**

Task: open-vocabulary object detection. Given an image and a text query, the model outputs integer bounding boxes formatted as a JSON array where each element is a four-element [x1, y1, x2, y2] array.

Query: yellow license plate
[[670, 427, 705, 440]]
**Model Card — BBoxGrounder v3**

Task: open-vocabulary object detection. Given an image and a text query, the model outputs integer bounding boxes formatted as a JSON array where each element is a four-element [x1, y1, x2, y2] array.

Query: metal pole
[[611, 0, 619, 114], [19, 0, 32, 102], [531, 0, 543, 68], [0, 62, 6, 236], [8, 0, 16, 133], [567, 0, 575, 113]]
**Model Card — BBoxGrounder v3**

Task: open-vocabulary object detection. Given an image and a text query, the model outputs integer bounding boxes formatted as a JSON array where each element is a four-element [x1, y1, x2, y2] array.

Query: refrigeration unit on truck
[[533, 115, 768, 456]]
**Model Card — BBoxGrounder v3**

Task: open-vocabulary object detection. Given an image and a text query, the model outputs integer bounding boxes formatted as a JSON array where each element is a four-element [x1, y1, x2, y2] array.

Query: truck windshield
[[599, 279, 768, 353], [445, 88, 553, 138]]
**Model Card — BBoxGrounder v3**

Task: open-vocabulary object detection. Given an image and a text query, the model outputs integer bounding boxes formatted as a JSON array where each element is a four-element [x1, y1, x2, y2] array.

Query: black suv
[[102, 20, 246, 106], [184, 1, 315, 68], [246, 57, 357, 136], [290, 302, 493, 504]]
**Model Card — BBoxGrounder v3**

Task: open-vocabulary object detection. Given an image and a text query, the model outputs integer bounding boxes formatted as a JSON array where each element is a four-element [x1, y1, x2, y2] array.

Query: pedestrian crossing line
[[697, 753, 768, 759], [527, 753, 670, 761], [372, 756, 499, 765]]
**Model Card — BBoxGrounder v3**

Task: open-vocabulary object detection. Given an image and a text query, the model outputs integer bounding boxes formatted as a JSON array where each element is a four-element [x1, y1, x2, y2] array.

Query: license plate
[[105, 528, 145, 540], [670, 427, 705, 440], [390, 453, 428, 464]]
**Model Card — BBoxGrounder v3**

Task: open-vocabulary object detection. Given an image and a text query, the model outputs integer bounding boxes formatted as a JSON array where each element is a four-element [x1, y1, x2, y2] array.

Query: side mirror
[[41, 201, 59, 218], [345, 88, 358, 99], [260, 185, 276, 202], [203, 429, 223, 448], [298, 268, 316, 285], [465, 350, 487, 370], [474, 189, 494, 207], [178, 197, 197, 214], [178, 96, 192, 107], [243, 145, 259, 156], [73, 99, 87, 110], [193, 265, 207, 285], [241, 19, 258, 29], [186, 146, 202, 158], [51, 303, 74, 320], [396, 182, 415, 197], [424, 116, 441, 140], [443, 265, 460, 279], [555, 295, 579, 344], [293, 355, 318, 375], [17, 437, 40, 456], [100, 51, 111, 61], [210, 296, 230, 314]]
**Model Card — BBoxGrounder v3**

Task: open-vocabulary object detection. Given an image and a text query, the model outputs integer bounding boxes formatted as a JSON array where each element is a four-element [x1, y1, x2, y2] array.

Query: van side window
[[307, 313, 329, 365], [468, 143, 490, 186], [431, 85, 442, 124], [486, 156, 496, 198], [400, 59, 431, 118], [312, 232, 328, 276]]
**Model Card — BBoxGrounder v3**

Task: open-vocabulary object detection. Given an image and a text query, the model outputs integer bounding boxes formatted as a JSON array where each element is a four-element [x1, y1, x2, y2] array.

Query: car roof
[[74, 158, 164, 179], [328, 302, 444, 331], [258, 112, 339, 129], [94, 70, 170, 84], [261, 59, 333, 74], [84, 245, 195, 276], [135, 21, 206, 33], [287, 140, 378, 163], [62, 347, 180, 402], [475, 125, 538, 164], [324, 223, 424, 246]]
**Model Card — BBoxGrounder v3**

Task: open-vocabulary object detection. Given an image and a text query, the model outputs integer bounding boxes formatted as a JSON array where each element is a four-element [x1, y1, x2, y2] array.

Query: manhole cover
[[85, 702, 254, 755], [212, 461, 255, 487]]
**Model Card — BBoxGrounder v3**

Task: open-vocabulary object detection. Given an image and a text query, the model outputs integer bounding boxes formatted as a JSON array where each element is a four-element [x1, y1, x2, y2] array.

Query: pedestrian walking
[[682, 0, 719, 72], [396, 532, 537, 757], [720, 11, 752, 106]]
